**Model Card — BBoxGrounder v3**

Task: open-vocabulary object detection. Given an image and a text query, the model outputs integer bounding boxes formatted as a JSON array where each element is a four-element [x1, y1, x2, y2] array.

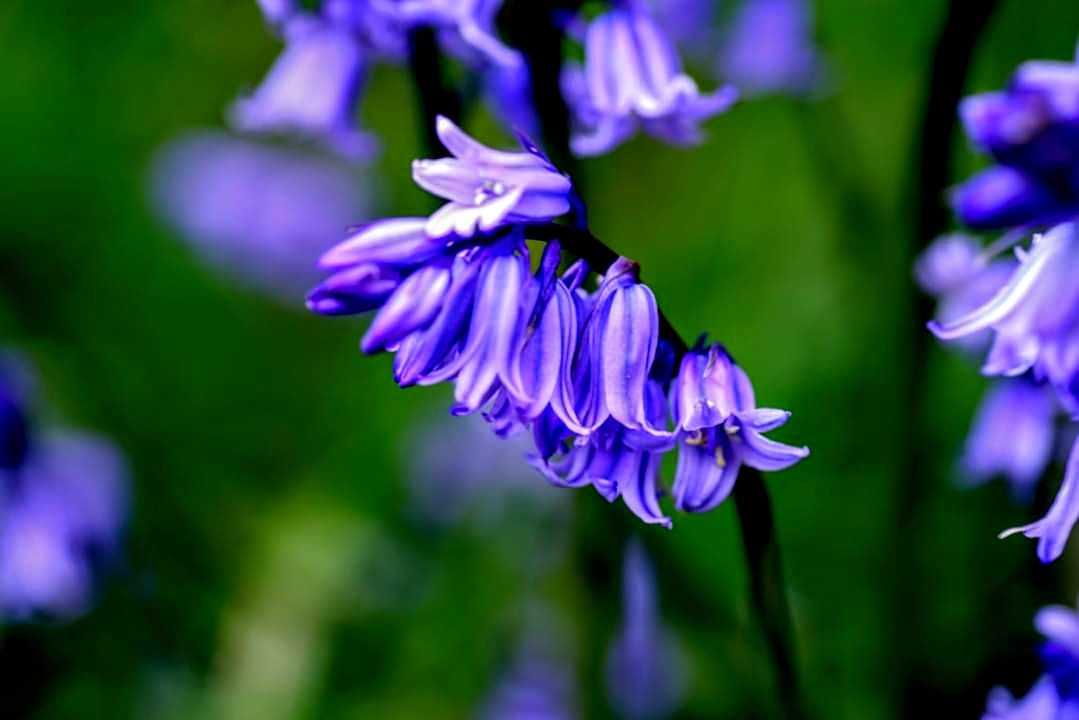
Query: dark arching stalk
[[898, 0, 1001, 713], [407, 27, 462, 158]]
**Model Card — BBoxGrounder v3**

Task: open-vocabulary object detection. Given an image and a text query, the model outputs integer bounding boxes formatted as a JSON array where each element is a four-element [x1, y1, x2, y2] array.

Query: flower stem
[[897, 0, 1001, 711], [407, 27, 462, 158], [734, 467, 803, 719]]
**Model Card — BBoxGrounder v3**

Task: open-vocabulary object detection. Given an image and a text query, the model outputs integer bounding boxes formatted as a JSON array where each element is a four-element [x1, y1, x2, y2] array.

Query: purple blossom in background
[[928, 224, 1079, 562], [405, 413, 566, 529], [562, 0, 737, 156], [605, 540, 687, 720], [311, 116, 806, 526], [0, 358, 128, 621], [645, 0, 717, 63], [927, 51, 1079, 564], [960, 378, 1057, 499], [371, 0, 520, 69], [954, 51, 1079, 230], [983, 602, 1079, 719], [477, 606, 578, 720], [717, 0, 827, 98], [151, 131, 372, 300], [231, 12, 376, 159], [235, 0, 527, 156]]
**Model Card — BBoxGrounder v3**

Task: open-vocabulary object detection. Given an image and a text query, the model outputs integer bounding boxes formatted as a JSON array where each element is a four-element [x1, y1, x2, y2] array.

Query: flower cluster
[[917, 234, 1059, 500], [233, 0, 525, 158], [924, 46, 1079, 563], [0, 356, 128, 620], [954, 52, 1079, 231], [983, 601, 1079, 719], [309, 117, 807, 525], [927, 225, 1079, 562]]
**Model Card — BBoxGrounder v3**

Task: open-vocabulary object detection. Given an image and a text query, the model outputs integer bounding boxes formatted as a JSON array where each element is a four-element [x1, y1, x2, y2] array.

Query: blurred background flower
[[150, 131, 374, 301], [0, 356, 128, 622]]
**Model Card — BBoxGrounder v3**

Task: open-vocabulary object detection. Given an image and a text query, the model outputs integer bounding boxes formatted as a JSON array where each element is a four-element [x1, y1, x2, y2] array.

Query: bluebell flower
[[311, 117, 806, 526], [151, 131, 373, 301], [983, 602, 1079, 719], [412, 116, 573, 238], [371, 0, 520, 69], [671, 340, 809, 512], [717, 0, 828, 98], [231, 12, 376, 160], [960, 378, 1057, 499], [955, 52, 1079, 230], [0, 358, 128, 621], [531, 416, 676, 528], [929, 224, 1079, 413], [605, 540, 688, 719], [562, 0, 738, 156], [925, 224, 1079, 561]]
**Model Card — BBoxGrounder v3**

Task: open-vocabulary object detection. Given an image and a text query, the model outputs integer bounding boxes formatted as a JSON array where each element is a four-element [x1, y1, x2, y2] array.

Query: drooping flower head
[[917, 234, 1060, 498], [150, 131, 373, 300], [605, 539, 688, 719], [562, 0, 738, 156], [923, 51, 1079, 563], [310, 116, 806, 526], [955, 51, 1079, 230], [926, 224, 1079, 562], [983, 601, 1079, 719], [670, 338, 808, 513], [0, 356, 129, 621]]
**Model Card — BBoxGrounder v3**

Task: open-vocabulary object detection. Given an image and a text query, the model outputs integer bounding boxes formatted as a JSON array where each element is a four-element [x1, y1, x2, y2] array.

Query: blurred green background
[[3, 0, 1079, 717]]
